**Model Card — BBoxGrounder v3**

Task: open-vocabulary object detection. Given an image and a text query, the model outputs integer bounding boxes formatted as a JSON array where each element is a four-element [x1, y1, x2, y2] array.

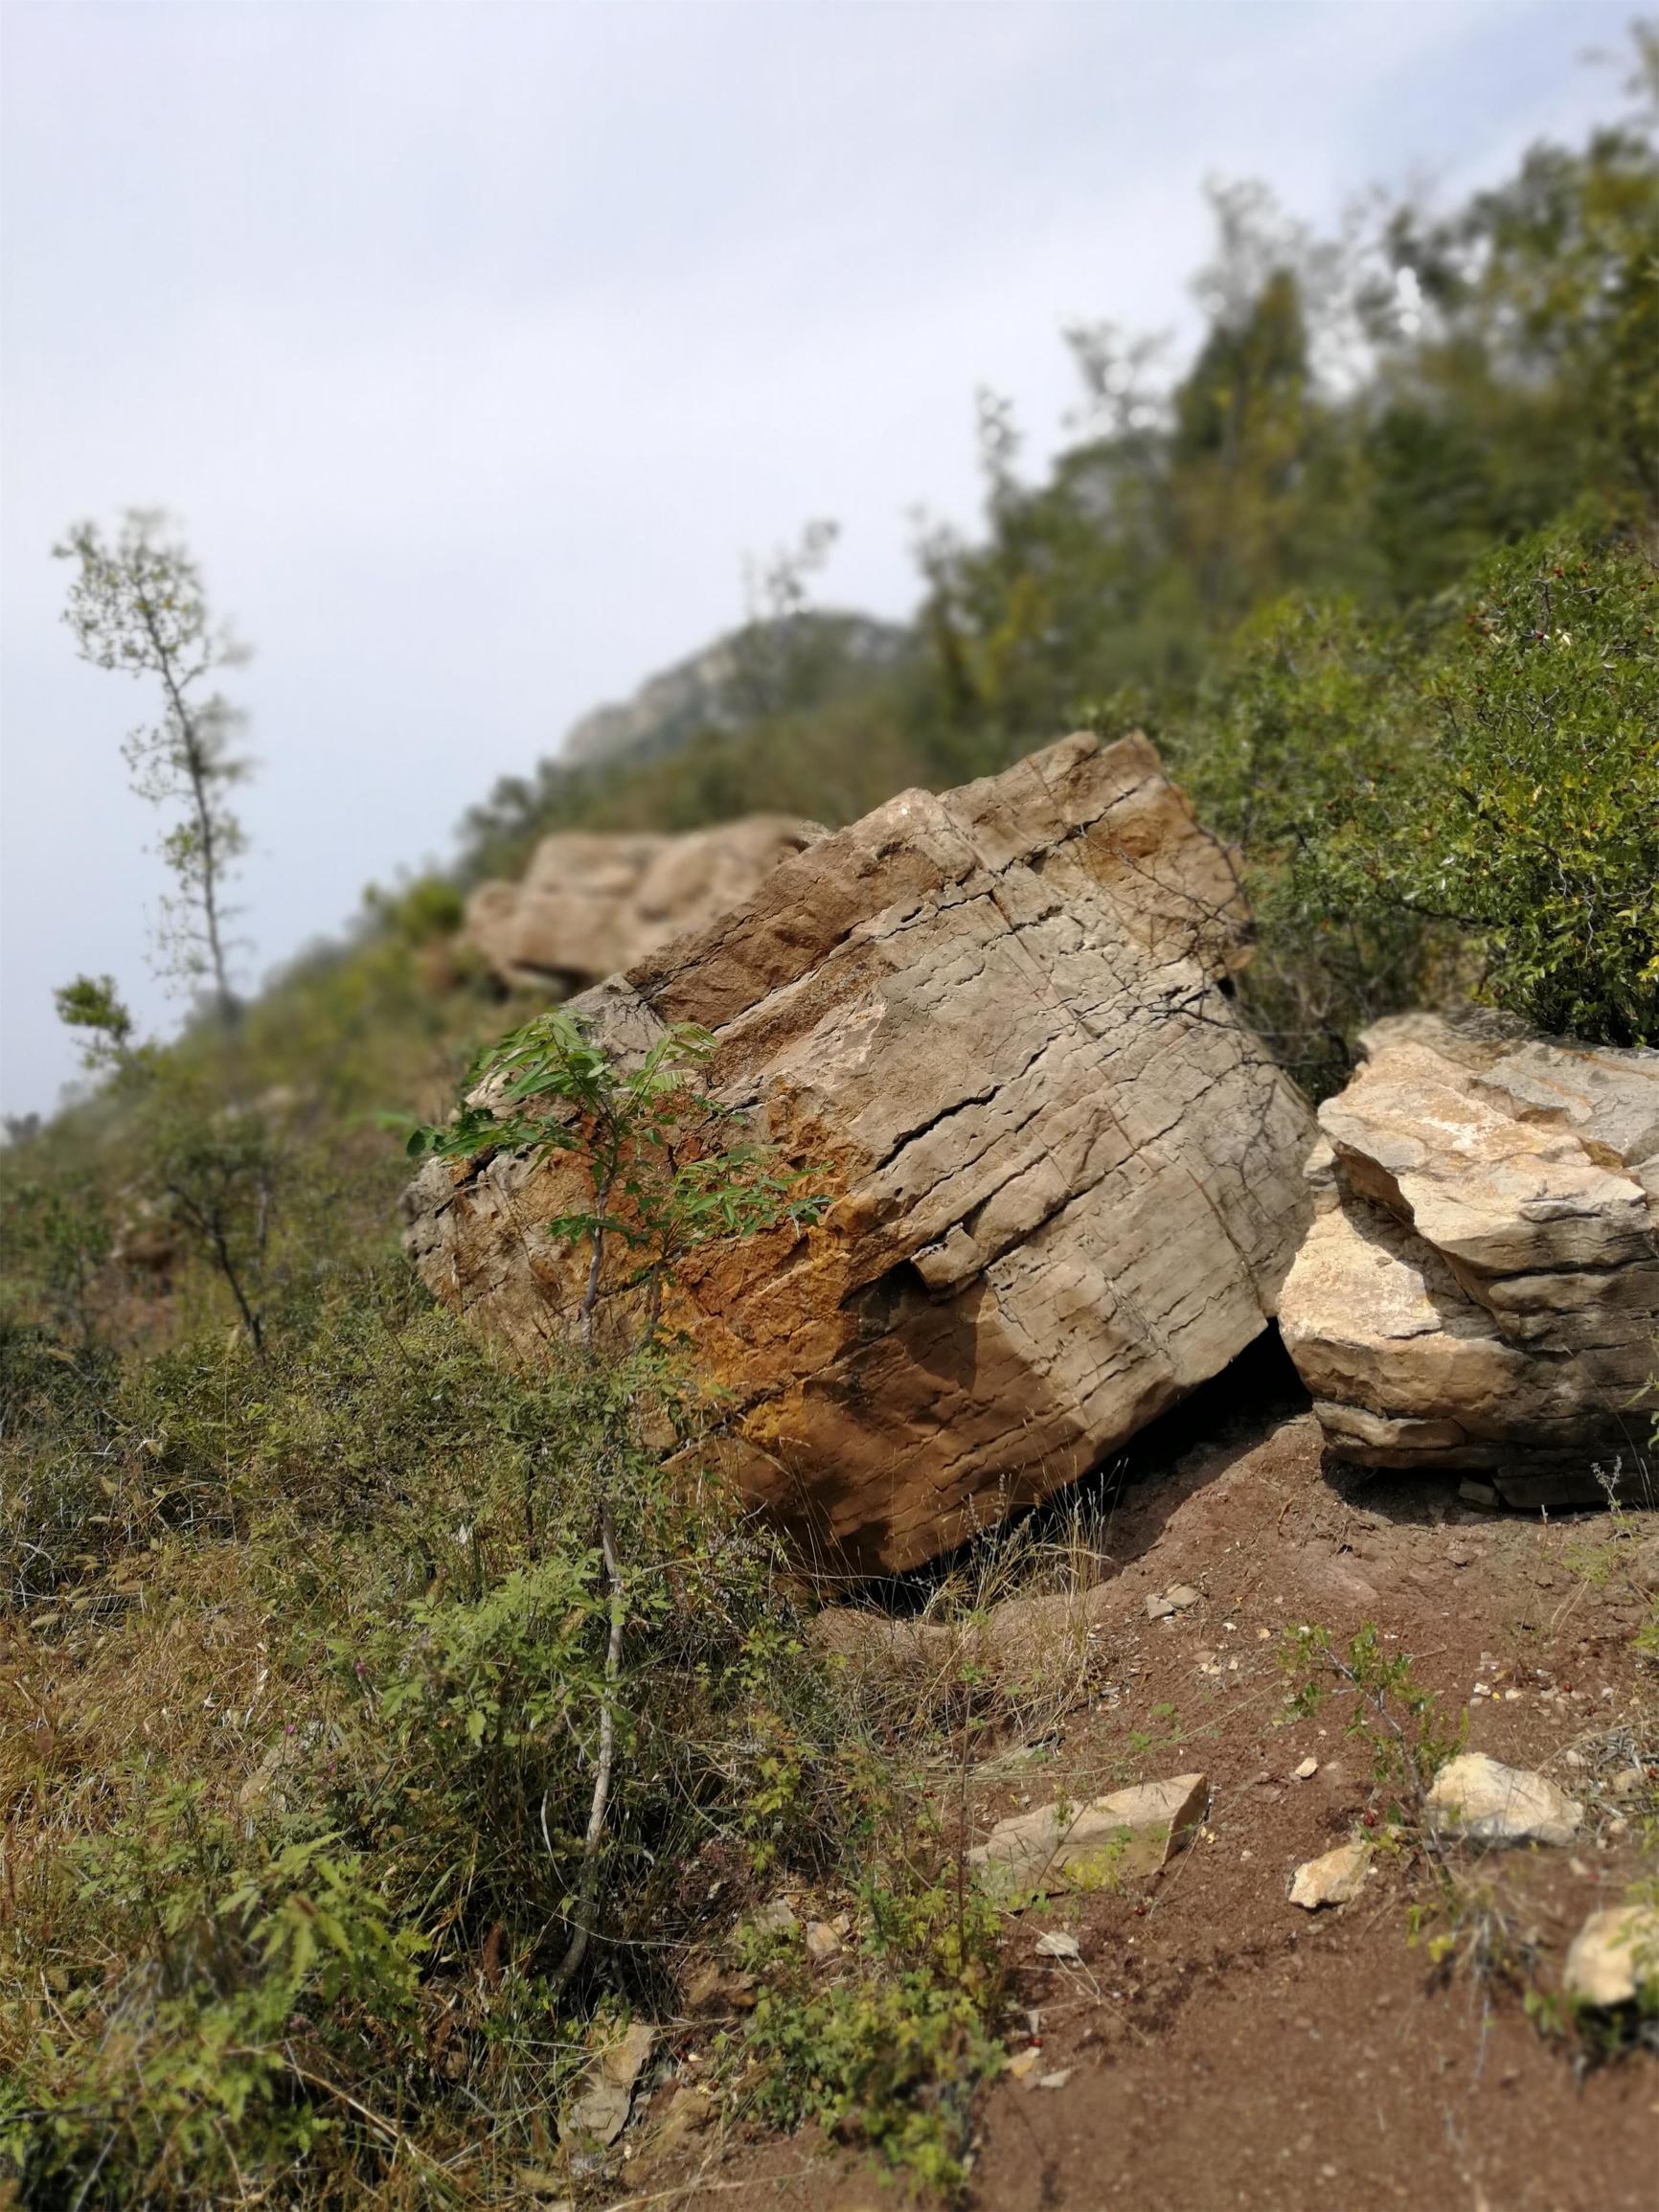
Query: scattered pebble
[[1034, 1930, 1081, 1961], [751, 1898, 798, 1938], [1293, 1757, 1319, 1782]]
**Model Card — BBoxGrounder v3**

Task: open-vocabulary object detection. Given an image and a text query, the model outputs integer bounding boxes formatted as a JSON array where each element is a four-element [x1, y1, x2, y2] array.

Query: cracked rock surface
[[1280, 1011, 1659, 1491], [405, 732, 1315, 1570]]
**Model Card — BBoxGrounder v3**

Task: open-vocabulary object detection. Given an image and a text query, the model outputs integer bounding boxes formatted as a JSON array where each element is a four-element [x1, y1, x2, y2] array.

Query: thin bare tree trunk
[[549, 1502, 625, 1998], [138, 598, 237, 1024]]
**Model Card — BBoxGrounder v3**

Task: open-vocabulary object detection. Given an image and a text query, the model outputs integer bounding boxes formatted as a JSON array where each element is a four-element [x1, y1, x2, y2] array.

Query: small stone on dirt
[[1145, 1593, 1176, 1620], [657, 2087, 715, 2148], [751, 1898, 798, 1937], [1166, 1584, 1201, 1609], [1034, 1930, 1082, 1960], [1293, 1757, 1319, 1781], [1289, 1840, 1371, 1909], [1562, 1904, 1659, 2009], [566, 2022, 656, 2145], [1036, 2069, 1073, 2090], [1424, 1753, 1582, 1848], [1007, 2047, 1042, 2082], [805, 1920, 842, 1962]]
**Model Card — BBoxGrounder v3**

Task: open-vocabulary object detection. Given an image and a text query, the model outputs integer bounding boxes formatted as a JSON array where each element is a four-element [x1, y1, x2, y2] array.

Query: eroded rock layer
[[1280, 1012, 1659, 1491], [407, 733, 1316, 1570]]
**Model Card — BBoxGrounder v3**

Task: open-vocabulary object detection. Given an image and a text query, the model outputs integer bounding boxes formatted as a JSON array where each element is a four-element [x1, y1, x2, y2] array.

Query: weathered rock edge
[[1280, 1011, 1659, 1493], [405, 732, 1317, 1571]]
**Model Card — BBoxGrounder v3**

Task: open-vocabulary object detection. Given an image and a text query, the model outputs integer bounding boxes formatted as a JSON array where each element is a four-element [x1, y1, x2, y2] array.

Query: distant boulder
[[407, 731, 1315, 1572], [462, 816, 823, 990]]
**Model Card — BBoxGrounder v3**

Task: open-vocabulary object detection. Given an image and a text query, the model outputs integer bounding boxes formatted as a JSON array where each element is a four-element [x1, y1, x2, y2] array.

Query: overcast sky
[[0, 0, 1638, 1120]]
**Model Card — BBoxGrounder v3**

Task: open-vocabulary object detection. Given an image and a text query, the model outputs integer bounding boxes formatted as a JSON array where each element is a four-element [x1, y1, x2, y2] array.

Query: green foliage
[[0, 1179, 114, 1355], [0, 1265, 851, 2203], [3, 1791, 422, 2209], [1174, 523, 1659, 1090], [740, 1835, 1006, 2200], [362, 872, 466, 946], [1282, 1622, 1465, 1813], [412, 1011, 826, 1346], [1376, 531, 1658, 1042], [53, 974, 135, 1069]]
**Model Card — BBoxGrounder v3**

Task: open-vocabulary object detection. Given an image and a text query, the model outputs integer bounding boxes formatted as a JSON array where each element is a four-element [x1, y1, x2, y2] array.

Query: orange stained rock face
[[406, 733, 1316, 1571]]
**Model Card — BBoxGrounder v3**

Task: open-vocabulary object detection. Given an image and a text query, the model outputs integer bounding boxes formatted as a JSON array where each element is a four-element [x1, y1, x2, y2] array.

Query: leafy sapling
[[410, 1009, 825, 1348], [56, 509, 253, 1022], [411, 1009, 826, 1992]]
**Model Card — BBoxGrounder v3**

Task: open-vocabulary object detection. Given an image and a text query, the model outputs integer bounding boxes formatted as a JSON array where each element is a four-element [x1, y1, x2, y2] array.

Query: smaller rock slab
[[969, 1772, 1207, 1899], [1423, 1753, 1581, 1848]]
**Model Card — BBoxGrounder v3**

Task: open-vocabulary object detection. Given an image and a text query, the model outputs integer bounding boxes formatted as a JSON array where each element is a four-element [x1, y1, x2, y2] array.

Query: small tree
[[56, 510, 252, 1021], [410, 1009, 825, 1991], [410, 1010, 823, 1350], [733, 516, 842, 718], [53, 976, 279, 1355]]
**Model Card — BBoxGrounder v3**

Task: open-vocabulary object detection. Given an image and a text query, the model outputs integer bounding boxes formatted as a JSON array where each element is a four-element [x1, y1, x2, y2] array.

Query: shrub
[[1177, 521, 1659, 1090], [3, 1791, 423, 2209], [740, 1826, 1006, 2201]]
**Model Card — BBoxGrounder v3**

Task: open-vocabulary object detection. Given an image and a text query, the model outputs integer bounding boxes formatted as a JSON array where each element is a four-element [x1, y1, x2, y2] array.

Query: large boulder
[[463, 816, 822, 988], [1280, 1012, 1659, 1496], [406, 733, 1316, 1571]]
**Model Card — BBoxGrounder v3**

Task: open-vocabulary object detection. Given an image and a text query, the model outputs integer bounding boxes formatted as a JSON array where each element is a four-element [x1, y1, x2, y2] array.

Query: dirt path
[[625, 1411, 1658, 2211]]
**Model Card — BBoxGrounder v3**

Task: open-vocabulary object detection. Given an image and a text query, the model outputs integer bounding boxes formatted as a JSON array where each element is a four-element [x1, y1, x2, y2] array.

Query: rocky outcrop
[[1280, 1013, 1659, 1495], [406, 732, 1317, 1572], [463, 816, 822, 989]]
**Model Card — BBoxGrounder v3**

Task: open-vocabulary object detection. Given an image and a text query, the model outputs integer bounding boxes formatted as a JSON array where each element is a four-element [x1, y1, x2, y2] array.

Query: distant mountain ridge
[[560, 609, 914, 769]]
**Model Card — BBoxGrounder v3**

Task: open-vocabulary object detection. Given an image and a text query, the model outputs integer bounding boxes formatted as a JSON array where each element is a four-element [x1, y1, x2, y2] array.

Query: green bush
[[740, 1835, 1006, 2201], [3, 1791, 423, 2208], [0, 1279, 852, 2202], [1176, 521, 1658, 1091]]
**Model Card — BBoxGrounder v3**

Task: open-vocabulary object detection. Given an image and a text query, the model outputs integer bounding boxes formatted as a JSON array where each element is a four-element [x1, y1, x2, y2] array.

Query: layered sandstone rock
[[463, 815, 822, 988], [1280, 1013, 1659, 1494], [407, 732, 1316, 1570]]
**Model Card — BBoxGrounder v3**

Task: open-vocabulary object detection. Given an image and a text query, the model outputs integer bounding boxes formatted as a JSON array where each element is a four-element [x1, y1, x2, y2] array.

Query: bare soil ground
[[622, 1402, 1659, 2212]]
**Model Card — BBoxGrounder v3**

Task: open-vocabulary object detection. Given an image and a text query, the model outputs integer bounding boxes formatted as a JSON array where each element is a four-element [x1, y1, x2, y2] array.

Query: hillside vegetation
[[2, 44, 1657, 2211]]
